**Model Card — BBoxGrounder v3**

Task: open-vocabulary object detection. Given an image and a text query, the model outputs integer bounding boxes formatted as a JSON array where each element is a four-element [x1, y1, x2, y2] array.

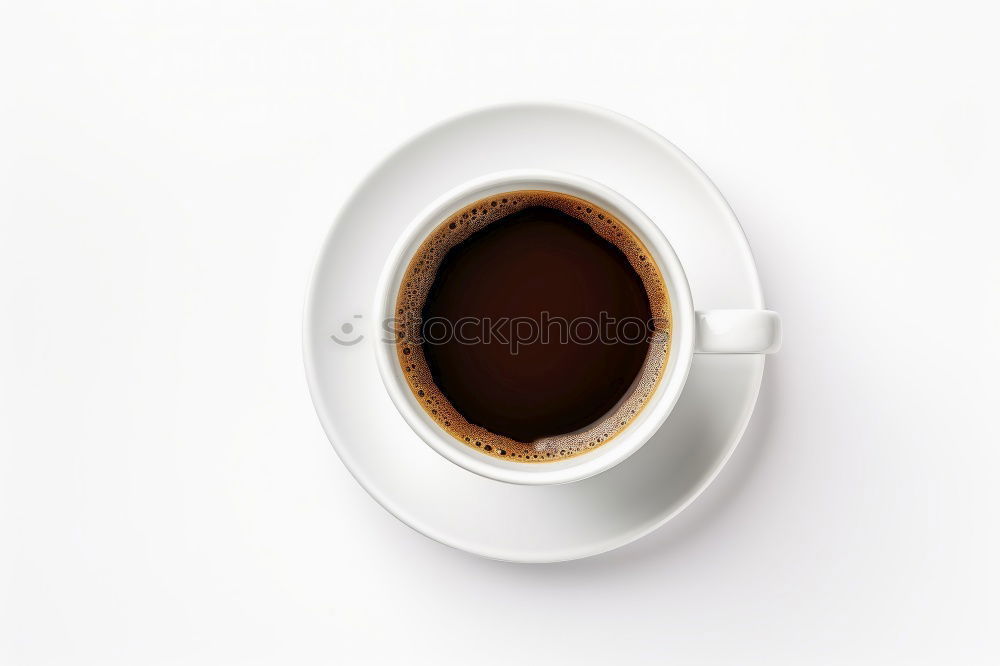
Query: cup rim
[[372, 169, 696, 485]]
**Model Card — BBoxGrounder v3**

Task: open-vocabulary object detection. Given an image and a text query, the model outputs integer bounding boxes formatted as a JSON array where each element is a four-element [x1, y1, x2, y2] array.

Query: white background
[[2, 1, 998, 664]]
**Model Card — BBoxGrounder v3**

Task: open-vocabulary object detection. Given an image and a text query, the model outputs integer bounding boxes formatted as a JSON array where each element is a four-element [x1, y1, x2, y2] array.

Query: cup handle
[[694, 310, 782, 354]]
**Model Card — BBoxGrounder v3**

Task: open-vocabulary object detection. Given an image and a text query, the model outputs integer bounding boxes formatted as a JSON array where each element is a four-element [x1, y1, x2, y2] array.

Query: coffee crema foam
[[394, 190, 671, 462]]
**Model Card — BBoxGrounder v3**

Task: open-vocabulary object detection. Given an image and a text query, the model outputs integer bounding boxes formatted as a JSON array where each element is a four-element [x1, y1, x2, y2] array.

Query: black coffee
[[394, 191, 670, 462]]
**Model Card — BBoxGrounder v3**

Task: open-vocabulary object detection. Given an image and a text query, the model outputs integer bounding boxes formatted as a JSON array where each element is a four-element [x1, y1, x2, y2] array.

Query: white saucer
[[304, 102, 766, 563]]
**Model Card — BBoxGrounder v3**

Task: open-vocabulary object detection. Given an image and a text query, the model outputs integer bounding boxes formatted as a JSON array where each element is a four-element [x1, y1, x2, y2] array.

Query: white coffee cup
[[373, 170, 780, 485]]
